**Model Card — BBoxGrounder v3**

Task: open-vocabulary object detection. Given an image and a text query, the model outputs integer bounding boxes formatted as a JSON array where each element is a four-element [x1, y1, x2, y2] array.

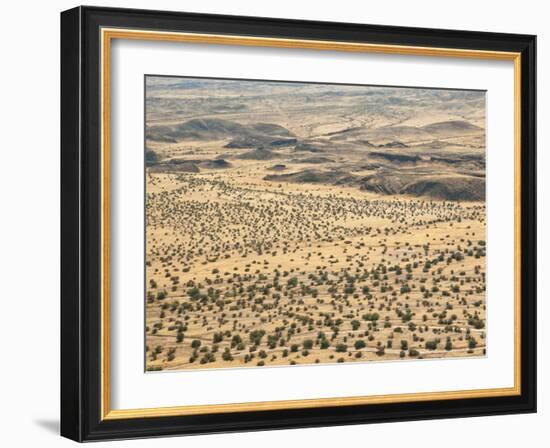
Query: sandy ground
[[145, 165, 486, 371]]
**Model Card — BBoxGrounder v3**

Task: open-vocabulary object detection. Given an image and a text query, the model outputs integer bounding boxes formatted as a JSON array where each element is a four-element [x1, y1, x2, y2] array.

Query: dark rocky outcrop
[[290, 156, 334, 164], [145, 149, 159, 167], [199, 159, 232, 169], [265, 167, 484, 201], [292, 142, 325, 153], [359, 172, 485, 201], [422, 120, 481, 135], [264, 169, 357, 186], [369, 152, 421, 164], [401, 176, 485, 201], [149, 159, 200, 173], [378, 141, 409, 148], [146, 118, 294, 145], [237, 148, 281, 161], [268, 164, 287, 171]]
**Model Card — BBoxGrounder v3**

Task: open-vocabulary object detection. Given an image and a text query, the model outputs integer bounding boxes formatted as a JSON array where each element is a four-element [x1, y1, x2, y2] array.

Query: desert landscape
[[144, 76, 487, 372]]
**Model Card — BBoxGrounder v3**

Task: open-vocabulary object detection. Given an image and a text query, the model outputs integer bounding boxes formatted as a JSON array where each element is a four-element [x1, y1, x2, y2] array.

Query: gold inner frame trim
[[100, 27, 522, 421]]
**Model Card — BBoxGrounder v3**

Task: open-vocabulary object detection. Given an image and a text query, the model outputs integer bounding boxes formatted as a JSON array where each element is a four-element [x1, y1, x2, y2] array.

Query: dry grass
[[144, 77, 486, 372]]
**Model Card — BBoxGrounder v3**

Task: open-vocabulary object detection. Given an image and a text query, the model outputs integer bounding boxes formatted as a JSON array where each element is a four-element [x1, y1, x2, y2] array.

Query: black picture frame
[[61, 5, 536, 442]]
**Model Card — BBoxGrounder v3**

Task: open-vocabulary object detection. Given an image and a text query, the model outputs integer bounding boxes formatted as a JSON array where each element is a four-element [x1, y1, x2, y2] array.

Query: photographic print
[[61, 9, 536, 440], [144, 76, 487, 372]]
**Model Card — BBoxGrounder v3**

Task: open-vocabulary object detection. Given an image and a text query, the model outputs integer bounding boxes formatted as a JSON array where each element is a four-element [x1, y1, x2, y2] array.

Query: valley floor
[[145, 167, 486, 371]]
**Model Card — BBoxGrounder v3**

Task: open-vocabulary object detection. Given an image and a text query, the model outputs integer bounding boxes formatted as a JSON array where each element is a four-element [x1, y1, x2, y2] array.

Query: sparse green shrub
[[362, 313, 380, 322], [425, 340, 438, 350], [222, 348, 233, 361]]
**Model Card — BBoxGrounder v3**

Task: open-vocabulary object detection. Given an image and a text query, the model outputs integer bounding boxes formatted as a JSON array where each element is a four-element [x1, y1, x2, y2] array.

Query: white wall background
[[0, 0, 546, 446]]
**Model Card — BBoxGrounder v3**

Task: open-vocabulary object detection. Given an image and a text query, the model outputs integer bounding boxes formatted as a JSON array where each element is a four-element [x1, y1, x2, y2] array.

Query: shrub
[[425, 340, 438, 350], [146, 365, 163, 372], [468, 316, 485, 329], [200, 353, 216, 364], [222, 348, 233, 361], [354, 340, 366, 350], [249, 329, 266, 345], [335, 343, 348, 353], [167, 350, 176, 362], [231, 334, 242, 347]]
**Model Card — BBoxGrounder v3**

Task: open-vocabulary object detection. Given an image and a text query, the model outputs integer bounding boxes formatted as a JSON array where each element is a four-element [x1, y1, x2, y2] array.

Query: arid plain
[[144, 77, 487, 371]]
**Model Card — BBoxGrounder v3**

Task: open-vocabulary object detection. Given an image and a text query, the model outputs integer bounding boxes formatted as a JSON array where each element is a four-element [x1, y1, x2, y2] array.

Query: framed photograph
[[61, 6, 536, 441]]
